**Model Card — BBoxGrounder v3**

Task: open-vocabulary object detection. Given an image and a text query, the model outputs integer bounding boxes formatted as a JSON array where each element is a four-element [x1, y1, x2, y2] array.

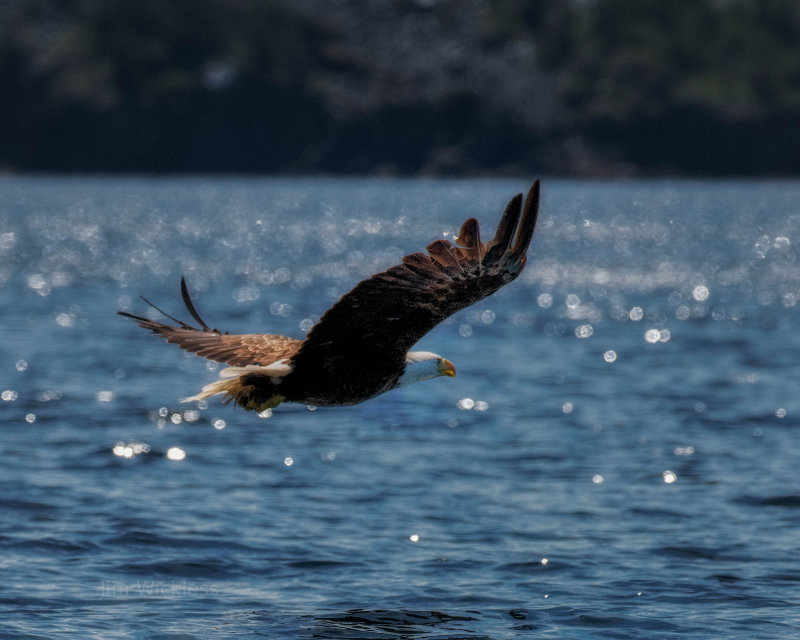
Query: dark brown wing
[[291, 180, 540, 369], [118, 277, 302, 367]]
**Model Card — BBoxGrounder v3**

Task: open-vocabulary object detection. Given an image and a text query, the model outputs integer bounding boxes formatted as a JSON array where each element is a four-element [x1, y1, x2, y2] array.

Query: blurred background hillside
[[2, 0, 799, 176]]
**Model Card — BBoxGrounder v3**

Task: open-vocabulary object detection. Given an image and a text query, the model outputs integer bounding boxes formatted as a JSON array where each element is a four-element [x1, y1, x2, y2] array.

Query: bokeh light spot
[[166, 447, 186, 461], [537, 293, 553, 308], [692, 285, 709, 301], [575, 324, 594, 339]]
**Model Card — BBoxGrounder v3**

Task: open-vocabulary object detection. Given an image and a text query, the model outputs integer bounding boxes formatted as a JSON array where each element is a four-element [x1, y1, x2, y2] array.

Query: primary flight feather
[[118, 181, 541, 412]]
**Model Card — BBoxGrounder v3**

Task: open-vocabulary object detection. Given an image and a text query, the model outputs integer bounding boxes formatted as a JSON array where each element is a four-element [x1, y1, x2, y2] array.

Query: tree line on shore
[[2, 0, 798, 175]]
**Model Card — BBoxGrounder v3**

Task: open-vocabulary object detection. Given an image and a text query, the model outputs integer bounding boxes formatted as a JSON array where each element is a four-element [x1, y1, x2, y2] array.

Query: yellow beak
[[438, 359, 456, 378]]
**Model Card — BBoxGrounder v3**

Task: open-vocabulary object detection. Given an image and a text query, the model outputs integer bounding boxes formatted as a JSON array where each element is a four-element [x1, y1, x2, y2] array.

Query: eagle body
[[273, 348, 408, 408], [119, 181, 541, 412]]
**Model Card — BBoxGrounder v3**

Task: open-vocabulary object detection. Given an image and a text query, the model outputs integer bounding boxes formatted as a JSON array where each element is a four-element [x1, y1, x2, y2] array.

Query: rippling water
[[1, 176, 800, 639]]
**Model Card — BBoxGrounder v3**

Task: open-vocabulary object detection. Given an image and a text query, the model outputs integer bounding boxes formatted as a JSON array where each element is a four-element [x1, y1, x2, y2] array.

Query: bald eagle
[[119, 181, 540, 412]]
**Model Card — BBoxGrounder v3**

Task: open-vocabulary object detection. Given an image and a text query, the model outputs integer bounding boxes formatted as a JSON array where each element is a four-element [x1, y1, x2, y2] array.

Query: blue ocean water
[[1, 176, 799, 639]]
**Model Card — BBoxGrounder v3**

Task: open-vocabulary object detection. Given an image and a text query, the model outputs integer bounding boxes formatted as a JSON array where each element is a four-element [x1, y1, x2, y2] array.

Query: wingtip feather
[[492, 193, 522, 249], [181, 277, 213, 332], [509, 180, 540, 261]]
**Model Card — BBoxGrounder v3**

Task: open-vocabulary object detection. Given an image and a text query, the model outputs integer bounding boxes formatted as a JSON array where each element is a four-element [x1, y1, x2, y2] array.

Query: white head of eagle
[[395, 351, 456, 388]]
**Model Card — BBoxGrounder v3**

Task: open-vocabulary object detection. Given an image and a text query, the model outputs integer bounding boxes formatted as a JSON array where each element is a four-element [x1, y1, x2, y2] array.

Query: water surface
[[1, 177, 799, 639]]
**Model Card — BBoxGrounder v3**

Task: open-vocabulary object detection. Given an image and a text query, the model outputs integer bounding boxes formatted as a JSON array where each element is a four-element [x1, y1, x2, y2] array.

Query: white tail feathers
[[181, 377, 241, 403], [181, 359, 293, 406]]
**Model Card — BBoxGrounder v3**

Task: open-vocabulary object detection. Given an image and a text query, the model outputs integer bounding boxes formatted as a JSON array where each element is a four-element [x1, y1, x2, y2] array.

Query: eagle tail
[[181, 378, 242, 404], [181, 364, 290, 412]]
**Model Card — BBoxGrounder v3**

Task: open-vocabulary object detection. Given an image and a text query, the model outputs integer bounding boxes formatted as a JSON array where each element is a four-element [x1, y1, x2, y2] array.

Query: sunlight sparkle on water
[[575, 324, 593, 339], [15, 359, 27, 372], [283, 457, 294, 467], [269, 302, 293, 317], [28, 273, 49, 295], [233, 286, 260, 303], [773, 236, 791, 251], [592, 474, 605, 484], [2, 390, 18, 402], [25, 413, 36, 424], [537, 293, 553, 308], [644, 329, 671, 343], [113, 441, 151, 458], [456, 398, 489, 411], [662, 470, 677, 484], [166, 447, 186, 461], [55, 312, 75, 327], [692, 285, 710, 301], [212, 418, 226, 430], [409, 534, 420, 542], [603, 350, 617, 363]]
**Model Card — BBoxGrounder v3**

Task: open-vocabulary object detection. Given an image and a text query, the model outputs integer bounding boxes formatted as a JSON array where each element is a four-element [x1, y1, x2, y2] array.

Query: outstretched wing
[[291, 180, 540, 368], [118, 278, 301, 367]]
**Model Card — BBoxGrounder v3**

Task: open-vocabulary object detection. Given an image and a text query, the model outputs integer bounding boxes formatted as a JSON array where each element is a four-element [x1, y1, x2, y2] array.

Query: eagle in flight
[[119, 181, 540, 412]]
